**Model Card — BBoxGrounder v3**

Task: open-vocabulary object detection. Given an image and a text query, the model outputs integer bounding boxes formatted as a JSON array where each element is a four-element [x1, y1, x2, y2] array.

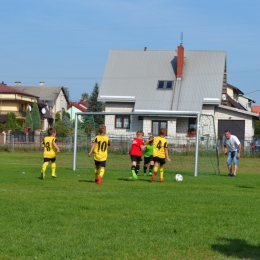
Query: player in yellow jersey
[[41, 128, 60, 180], [151, 128, 171, 182], [88, 125, 110, 184]]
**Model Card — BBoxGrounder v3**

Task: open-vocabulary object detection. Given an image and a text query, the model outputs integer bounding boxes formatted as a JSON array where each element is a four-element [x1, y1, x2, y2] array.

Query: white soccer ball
[[174, 173, 183, 182]]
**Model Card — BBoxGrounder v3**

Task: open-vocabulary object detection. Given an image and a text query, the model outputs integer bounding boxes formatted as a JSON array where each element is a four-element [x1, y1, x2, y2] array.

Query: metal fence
[[0, 132, 257, 157]]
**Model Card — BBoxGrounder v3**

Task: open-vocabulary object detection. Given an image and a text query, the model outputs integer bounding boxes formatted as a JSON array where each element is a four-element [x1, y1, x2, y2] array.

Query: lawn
[[0, 151, 260, 260]]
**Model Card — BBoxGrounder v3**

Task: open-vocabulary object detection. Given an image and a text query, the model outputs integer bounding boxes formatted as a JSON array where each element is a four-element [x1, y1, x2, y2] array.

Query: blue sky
[[1, 0, 260, 103]]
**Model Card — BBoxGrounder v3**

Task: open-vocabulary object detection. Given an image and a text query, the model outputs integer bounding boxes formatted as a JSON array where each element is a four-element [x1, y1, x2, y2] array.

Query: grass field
[[1, 151, 260, 260]]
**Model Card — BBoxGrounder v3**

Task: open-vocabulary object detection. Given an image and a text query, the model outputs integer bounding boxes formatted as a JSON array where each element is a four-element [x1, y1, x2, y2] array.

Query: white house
[[13, 82, 69, 130], [67, 100, 88, 122], [98, 45, 258, 143]]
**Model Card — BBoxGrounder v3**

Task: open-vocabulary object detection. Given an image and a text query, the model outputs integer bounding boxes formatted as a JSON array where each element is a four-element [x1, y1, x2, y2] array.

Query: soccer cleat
[[149, 172, 153, 176], [52, 173, 57, 178], [41, 172, 45, 180], [95, 179, 98, 183], [228, 173, 233, 176], [230, 174, 236, 177], [151, 172, 157, 181], [97, 175, 102, 184], [132, 170, 138, 179], [159, 178, 164, 182]]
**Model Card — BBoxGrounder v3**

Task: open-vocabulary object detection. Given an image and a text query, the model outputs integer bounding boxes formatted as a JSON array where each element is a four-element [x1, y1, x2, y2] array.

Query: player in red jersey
[[129, 130, 147, 179]]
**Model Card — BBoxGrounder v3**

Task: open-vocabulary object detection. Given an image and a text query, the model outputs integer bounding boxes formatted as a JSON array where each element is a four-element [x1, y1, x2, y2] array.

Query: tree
[[24, 107, 33, 130], [63, 87, 70, 102], [81, 92, 90, 102], [254, 119, 260, 137], [31, 101, 41, 130], [55, 111, 61, 122], [62, 113, 72, 128], [6, 112, 16, 130], [87, 83, 104, 125]]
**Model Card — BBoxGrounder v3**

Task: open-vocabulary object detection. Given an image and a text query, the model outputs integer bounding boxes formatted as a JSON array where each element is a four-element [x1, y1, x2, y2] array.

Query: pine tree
[[24, 107, 33, 130], [31, 101, 41, 130], [87, 83, 104, 125], [6, 112, 16, 130]]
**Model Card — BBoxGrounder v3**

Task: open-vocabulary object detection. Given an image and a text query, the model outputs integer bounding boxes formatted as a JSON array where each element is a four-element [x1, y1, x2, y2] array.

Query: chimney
[[177, 45, 184, 79], [15, 81, 21, 86], [39, 82, 45, 86]]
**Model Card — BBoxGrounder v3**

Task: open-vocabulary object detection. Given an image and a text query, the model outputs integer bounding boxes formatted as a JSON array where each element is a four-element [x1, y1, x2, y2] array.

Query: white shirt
[[224, 135, 240, 152]]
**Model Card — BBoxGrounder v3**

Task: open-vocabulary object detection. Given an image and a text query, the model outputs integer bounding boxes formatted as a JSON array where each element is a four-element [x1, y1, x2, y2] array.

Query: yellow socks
[[159, 166, 164, 179], [100, 167, 105, 178]]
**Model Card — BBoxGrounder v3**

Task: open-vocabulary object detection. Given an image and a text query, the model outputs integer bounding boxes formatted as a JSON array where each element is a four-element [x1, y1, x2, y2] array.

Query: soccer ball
[[174, 173, 183, 182]]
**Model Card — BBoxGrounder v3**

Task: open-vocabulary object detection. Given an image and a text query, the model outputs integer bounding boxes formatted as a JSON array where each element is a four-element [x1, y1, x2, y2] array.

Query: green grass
[[1, 152, 260, 259]]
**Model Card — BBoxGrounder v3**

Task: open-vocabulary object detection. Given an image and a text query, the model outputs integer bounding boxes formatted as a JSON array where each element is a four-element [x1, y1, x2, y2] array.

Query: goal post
[[73, 110, 202, 176]]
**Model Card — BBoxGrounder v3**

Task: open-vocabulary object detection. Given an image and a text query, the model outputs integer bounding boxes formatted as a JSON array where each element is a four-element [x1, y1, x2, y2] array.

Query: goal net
[[73, 111, 219, 177]]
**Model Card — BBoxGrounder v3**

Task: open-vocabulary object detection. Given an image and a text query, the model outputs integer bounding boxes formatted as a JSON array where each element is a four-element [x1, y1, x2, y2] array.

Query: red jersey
[[129, 138, 144, 156]]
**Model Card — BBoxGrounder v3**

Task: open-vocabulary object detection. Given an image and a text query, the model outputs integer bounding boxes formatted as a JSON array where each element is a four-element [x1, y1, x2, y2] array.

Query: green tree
[[53, 120, 71, 137], [81, 92, 90, 102], [62, 114, 72, 128], [55, 111, 61, 122], [24, 107, 33, 130], [87, 83, 104, 125], [254, 119, 260, 137], [6, 112, 16, 130], [63, 87, 70, 102], [15, 118, 23, 131], [62, 110, 70, 120], [31, 101, 41, 130]]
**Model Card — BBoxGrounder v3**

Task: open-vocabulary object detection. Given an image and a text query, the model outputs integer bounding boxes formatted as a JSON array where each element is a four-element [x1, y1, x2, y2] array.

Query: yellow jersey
[[92, 135, 110, 161], [153, 136, 168, 159], [42, 136, 57, 159]]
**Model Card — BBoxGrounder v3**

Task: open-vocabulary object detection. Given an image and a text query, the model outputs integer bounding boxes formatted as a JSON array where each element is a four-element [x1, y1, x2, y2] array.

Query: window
[[152, 121, 167, 136], [157, 81, 173, 89], [188, 118, 196, 130], [115, 115, 130, 129], [19, 104, 23, 112]]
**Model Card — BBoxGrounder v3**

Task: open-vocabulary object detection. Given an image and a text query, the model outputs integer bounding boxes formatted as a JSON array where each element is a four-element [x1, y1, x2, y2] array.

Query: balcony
[[0, 110, 26, 118]]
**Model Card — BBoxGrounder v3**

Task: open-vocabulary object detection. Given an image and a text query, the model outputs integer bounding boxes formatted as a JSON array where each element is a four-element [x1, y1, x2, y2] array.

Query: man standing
[[223, 130, 242, 177]]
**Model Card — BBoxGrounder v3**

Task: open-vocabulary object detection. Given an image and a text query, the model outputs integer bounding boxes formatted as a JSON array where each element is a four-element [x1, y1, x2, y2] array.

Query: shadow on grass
[[236, 185, 255, 189], [117, 178, 152, 182], [212, 237, 260, 259], [117, 178, 135, 181], [78, 180, 95, 183]]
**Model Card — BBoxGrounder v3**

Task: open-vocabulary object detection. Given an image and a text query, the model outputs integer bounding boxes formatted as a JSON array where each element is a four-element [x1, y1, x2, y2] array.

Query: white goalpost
[[73, 110, 201, 176]]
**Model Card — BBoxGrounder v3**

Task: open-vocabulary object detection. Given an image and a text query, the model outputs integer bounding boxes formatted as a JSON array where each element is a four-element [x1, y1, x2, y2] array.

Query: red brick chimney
[[177, 45, 184, 79]]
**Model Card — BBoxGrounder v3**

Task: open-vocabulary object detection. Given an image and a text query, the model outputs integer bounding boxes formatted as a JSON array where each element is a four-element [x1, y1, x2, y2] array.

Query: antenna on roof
[[180, 32, 183, 46]]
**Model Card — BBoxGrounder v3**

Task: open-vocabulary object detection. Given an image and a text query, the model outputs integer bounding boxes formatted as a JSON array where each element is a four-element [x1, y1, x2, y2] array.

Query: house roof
[[0, 83, 39, 98], [67, 102, 87, 112], [12, 86, 69, 104], [99, 49, 226, 112], [252, 105, 260, 114], [227, 83, 244, 95], [78, 100, 89, 108], [226, 94, 246, 110], [218, 104, 259, 118]]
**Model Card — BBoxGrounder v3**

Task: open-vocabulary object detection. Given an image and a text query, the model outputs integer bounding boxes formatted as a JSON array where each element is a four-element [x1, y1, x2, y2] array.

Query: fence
[[0, 132, 257, 157]]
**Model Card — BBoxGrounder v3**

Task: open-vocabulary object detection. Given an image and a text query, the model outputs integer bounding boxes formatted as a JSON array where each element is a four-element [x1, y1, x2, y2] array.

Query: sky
[[1, 0, 260, 103]]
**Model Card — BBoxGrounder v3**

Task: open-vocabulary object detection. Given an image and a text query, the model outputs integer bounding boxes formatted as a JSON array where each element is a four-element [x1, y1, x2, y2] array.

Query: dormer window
[[157, 81, 173, 89]]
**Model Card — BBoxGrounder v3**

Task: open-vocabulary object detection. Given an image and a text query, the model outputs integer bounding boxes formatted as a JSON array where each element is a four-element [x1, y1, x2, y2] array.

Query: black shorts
[[95, 160, 106, 167], [130, 155, 142, 162], [153, 157, 166, 165], [44, 157, 56, 163], [144, 156, 154, 165]]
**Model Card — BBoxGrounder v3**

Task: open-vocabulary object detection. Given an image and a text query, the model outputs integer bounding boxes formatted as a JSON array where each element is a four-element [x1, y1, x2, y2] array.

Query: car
[[251, 138, 260, 152]]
